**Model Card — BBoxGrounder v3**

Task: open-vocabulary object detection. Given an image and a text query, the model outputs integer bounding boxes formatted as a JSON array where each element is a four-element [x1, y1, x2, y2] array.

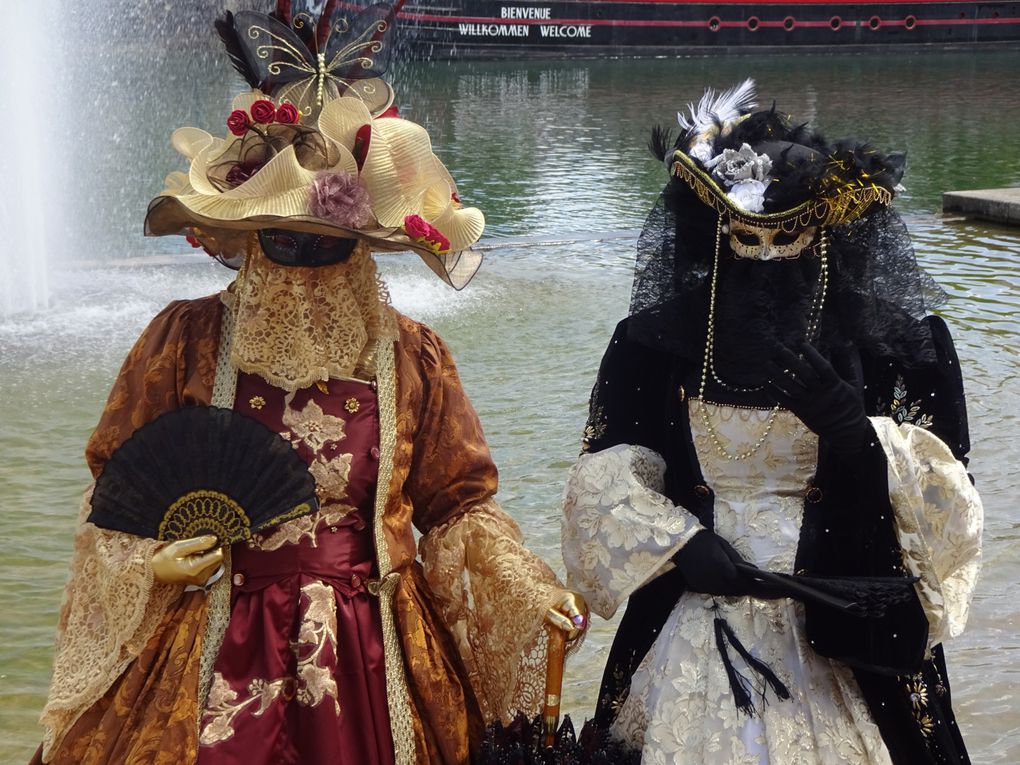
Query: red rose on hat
[[250, 99, 277, 124], [226, 109, 250, 136], [276, 103, 300, 124]]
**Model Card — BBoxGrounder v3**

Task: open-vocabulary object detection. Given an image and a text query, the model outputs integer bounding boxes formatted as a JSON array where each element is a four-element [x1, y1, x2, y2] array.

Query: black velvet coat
[[582, 314, 972, 765]]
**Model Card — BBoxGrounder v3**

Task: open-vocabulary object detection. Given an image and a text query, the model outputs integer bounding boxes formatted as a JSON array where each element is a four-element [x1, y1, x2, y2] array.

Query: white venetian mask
[[727, 220, 818, 261]]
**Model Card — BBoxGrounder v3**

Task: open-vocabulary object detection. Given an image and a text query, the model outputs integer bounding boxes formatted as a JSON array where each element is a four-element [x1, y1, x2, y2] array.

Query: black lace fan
[[89, 406, 318, 544], [735, 562, 919, 619]]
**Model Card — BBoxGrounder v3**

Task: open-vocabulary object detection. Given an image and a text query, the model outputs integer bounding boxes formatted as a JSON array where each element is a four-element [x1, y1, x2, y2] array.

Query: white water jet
[[0, 4, 60, 316]]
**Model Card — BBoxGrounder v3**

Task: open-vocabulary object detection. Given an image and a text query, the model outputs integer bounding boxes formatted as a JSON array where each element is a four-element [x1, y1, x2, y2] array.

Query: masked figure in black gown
[[562, 80, 981, 764]]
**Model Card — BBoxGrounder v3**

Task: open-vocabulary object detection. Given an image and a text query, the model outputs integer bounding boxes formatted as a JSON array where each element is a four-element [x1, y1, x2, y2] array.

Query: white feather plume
[[677, 78, 757, 136]]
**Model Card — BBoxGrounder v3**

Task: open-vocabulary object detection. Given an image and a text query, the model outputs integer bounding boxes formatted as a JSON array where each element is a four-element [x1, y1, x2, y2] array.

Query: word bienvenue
[[458, 8, 592, 37]]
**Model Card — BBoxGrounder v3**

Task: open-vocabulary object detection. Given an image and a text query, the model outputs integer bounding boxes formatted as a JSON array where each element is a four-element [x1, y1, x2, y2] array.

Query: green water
[[2, 51, 1020, 761]]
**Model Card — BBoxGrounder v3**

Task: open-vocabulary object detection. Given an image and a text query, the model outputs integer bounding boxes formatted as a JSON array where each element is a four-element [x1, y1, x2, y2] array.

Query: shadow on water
[[1, 6, 1018, 759]]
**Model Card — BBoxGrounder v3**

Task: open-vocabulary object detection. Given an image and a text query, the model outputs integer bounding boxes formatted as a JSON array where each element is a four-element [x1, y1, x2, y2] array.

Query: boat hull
[[396, 0, 1020, 58]]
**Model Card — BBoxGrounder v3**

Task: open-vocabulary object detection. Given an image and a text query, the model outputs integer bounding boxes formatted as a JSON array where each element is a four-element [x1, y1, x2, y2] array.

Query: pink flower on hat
[[403, 215, 451, 254], [309, 171, 372, 229]]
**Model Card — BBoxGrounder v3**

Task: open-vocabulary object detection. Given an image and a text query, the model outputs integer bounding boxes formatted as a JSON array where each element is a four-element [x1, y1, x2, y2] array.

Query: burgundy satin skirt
[[198, 513, 394, 765]]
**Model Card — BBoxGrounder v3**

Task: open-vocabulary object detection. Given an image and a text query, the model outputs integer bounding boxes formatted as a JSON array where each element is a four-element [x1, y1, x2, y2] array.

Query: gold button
[[694, 484, 710, 497], [232, 572, 245, 586], [677, 385, 686, 402], [806, 486, 823, 503]]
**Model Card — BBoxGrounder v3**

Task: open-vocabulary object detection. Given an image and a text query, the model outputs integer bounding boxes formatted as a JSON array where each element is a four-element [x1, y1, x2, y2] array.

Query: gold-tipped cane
[[542, 627, 568, 747]]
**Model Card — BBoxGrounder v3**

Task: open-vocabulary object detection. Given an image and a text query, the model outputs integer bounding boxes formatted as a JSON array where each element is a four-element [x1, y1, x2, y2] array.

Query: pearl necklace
[[696, 218, 829, 461], [694, 396, 782, 461]]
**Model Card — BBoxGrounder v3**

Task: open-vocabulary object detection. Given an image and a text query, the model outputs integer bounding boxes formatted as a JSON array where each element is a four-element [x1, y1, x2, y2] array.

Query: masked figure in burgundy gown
[[34, 5, 586, 764]]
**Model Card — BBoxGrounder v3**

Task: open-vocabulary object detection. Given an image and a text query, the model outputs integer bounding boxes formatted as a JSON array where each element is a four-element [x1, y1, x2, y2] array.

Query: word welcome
[[458, 22, 593, 37]]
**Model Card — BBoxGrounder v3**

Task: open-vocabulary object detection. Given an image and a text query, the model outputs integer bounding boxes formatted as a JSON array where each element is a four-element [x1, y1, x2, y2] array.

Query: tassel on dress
[[713, 607, 791, 717]]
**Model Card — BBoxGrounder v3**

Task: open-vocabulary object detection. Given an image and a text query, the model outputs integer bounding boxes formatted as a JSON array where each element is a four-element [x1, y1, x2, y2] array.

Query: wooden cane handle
[[543, 627, 568, 746]]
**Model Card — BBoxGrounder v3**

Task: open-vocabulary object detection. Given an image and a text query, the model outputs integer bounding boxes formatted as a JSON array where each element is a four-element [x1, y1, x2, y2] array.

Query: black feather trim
[[216, 11, 261, 90], [711, 105, 905, 212], [649, 125, 675, 163]]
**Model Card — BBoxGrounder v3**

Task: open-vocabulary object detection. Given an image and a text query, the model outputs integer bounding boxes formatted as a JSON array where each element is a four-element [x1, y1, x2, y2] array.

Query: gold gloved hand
[[150, 535, 224, 587], [545, 589, 590, 642]]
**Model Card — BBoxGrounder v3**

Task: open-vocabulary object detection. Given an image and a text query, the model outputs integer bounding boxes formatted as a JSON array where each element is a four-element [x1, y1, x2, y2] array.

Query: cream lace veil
[[224, 238, 396, 390]]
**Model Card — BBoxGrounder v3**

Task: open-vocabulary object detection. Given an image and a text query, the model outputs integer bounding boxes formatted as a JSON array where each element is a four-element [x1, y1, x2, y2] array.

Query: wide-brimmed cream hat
[[145, 91, 485, 289]]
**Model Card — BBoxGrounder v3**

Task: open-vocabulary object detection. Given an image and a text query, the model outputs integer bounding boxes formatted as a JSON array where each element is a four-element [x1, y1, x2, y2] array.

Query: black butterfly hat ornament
[[217, 0, 405, 120]]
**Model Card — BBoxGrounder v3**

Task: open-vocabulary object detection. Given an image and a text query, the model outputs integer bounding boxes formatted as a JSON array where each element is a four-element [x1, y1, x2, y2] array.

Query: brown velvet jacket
[[42, 294, 562, 765]]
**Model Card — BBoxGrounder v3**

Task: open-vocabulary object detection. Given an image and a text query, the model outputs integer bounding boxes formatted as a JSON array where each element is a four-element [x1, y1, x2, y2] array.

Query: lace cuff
[[40, 487, 180, 757], [562, 444, 704, 620], [419, 499, 563, 723], [872, 417, 983, 646]]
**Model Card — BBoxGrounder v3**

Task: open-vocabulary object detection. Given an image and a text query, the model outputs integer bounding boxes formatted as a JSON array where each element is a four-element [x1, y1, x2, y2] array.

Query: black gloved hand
[[766, 343, 872, 457], [673, 530, 754, 597]]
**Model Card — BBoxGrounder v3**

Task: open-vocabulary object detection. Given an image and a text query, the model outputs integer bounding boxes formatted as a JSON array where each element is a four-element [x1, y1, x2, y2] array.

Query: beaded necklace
[[694, 216, 829, 461]]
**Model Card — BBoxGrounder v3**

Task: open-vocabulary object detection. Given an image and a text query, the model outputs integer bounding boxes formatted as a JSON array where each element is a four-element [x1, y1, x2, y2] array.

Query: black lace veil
[[627, 182, 946, 373]]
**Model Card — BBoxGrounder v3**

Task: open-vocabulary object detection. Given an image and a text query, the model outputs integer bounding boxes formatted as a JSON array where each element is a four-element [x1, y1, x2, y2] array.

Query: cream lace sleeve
[[418, 500, 563, 723], [39, 487, 180, 757], [871, 417, 983, 647], [562, 444, 704, 620]]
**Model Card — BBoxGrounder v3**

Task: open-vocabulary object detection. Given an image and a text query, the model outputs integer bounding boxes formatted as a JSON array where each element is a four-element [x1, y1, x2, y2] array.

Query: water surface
[[2, 51, 1019, 762]]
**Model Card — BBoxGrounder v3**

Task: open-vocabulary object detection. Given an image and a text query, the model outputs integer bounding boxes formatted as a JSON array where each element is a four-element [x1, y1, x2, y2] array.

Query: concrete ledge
[[942, 187, 1020, 227]]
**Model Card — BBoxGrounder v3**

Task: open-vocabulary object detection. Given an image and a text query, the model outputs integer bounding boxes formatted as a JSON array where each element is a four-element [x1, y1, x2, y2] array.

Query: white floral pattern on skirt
[[611, 403, 892, 765]]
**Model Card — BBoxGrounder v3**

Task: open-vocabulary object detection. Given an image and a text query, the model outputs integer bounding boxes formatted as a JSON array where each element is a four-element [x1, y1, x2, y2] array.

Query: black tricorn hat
[[659, 80, 905, 232]]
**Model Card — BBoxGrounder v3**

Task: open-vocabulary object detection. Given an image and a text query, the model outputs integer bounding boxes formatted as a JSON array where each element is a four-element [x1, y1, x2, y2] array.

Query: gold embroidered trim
[[905, 673, 934, 737], [372, 330, 416, 765], [211, 295, 239, 409], [199, 298, 239, 715], [162, 490, 251, 541], [887, 374, 934, 430], [670, 150, 892, 232], [581, 402, 607, 452]]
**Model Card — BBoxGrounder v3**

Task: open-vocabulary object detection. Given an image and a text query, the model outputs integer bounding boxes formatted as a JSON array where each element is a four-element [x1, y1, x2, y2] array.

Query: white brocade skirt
[[610, 593, 892, 765], [610, 404, 894, 764]]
